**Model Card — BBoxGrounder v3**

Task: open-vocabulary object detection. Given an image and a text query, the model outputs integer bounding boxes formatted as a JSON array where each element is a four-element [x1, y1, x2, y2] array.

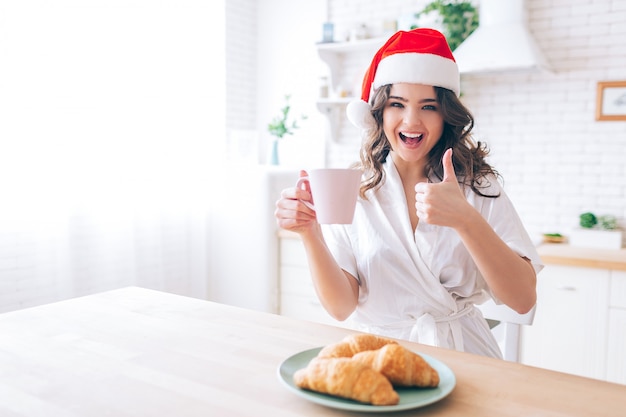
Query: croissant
[[293, 357, 400, 406], [351, 344, 440, 387], [316, 333, 398, 359]]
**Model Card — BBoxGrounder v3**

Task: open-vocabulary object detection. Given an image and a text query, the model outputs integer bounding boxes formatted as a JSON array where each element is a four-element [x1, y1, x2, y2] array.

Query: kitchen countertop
[[1, 286, 625, 416], [537, 243, 626, 271], [279, 231, 626, 270]]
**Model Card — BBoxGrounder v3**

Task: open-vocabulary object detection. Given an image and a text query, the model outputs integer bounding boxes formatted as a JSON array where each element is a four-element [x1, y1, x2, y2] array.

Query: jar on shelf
[[349, 24, 368, 42], [319, 76, 329, 98], [335, 84, 350, 98]]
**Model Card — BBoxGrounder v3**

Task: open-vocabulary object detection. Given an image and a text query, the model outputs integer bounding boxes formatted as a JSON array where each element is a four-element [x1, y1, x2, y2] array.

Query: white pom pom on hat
[[346, 28, 460, 131], [346, 99, 376, 131]]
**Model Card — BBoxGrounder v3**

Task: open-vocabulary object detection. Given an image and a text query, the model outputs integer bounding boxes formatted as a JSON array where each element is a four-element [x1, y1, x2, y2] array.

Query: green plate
[[277, 347, 456, 413]]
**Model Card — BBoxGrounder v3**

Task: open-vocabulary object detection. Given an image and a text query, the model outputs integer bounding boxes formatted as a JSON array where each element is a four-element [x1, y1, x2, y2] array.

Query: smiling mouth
[[399, 132, 423, 145]]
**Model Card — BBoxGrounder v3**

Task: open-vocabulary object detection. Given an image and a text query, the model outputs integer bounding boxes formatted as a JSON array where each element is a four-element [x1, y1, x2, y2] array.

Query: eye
[[388, 101, 404, 109], [422, 104, 438, 111]]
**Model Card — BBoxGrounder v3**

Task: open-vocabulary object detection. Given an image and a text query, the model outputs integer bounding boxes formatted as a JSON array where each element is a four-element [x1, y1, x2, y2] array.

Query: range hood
[[453, 0, 552, 74]]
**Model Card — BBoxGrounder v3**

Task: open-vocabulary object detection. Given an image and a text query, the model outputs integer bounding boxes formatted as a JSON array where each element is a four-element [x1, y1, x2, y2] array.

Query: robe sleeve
[[485, 183, 544, 276], [321, 224, 360, 284], [477, 178, 544, 304]]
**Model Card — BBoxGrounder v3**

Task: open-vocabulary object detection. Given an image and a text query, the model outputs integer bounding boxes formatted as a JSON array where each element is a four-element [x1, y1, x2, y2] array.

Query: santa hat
[[346, 28, 460, 131]]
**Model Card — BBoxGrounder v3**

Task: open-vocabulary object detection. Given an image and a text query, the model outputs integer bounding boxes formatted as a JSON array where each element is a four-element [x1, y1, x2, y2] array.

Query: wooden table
[[0, 287, 624, 416]]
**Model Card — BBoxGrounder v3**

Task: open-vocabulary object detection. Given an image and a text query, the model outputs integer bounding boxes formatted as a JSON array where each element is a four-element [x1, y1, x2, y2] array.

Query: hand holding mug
[[296, 168, 361, 224]]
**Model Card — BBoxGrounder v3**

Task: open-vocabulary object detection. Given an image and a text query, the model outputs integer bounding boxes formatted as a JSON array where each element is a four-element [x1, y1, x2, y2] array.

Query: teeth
[[400, 132, 422, 140]]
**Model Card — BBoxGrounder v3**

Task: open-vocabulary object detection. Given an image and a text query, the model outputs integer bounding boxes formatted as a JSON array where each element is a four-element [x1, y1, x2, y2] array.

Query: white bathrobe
[[322, 158, 543, 358]]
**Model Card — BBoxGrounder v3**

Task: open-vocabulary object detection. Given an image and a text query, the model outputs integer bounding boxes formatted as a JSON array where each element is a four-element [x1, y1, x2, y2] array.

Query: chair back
[[477, 299, 537, 362], [478, 299, 536, 325]]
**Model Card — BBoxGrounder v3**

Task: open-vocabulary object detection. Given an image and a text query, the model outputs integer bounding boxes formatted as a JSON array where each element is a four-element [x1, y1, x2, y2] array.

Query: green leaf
[[579, 212, 598, 229], [416, 0, 479, 51], [598, 215, 617, 230], [267, 95, 306, 139]]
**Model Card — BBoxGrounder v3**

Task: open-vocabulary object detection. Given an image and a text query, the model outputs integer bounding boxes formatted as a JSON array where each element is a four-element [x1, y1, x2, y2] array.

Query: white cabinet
[[315, 38, 385, 140], [607, 271, 626, 384], [279, 237, 352, 328], [522, 265, 626, 385], [520, 265, 612, 381]]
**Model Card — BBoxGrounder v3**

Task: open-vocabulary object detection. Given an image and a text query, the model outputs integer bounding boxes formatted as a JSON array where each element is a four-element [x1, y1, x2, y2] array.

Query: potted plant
[[267, 95, 307, 165], [415, 0, 479, 51], [570, 212, 623, 249]]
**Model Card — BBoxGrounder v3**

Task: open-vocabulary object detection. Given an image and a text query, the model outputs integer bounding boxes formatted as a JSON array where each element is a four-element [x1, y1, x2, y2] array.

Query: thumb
[[297, 170, 311, 193], [442, 148, 457, 183]]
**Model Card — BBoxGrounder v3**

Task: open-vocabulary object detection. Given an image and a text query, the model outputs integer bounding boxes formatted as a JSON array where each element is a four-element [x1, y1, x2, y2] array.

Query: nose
[[402, 107, 422, 126]]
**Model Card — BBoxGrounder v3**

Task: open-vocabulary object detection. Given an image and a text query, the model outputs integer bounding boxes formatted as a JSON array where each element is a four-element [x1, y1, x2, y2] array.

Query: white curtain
[[0, 0, 225, 312]]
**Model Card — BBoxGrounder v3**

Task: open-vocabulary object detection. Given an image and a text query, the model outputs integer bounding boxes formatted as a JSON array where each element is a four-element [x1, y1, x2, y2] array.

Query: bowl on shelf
[[542, 233, 566, 244]]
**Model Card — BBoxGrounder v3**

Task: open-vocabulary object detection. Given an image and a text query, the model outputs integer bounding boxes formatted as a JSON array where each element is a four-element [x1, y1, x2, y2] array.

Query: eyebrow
[[388, 95, 438, 103]]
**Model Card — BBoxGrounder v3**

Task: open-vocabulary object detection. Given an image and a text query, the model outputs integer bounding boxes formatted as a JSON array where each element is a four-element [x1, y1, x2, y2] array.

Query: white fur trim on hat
[[346, 99, 376, 131], [374, 52, 460, 96]]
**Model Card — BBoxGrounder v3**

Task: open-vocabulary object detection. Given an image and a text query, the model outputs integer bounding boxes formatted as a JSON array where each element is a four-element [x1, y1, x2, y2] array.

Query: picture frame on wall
[[596, 80, 626, 121]]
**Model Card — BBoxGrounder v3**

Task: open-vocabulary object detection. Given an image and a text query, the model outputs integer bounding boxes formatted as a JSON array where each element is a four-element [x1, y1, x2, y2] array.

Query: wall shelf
[[315, 98, 353, 140], [315, 37, 385, 141], [316, 37, 387, 53]]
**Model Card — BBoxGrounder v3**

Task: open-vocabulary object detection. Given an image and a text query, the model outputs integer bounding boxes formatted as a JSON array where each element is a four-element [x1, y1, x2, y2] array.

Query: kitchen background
[[245, 0, 626, 238], [0, 0, 625, 318], [226, 0, 626, 307]]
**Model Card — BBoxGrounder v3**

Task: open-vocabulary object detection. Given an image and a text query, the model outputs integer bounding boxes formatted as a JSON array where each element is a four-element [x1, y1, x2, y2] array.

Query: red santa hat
[[346, 28, 460, 131]]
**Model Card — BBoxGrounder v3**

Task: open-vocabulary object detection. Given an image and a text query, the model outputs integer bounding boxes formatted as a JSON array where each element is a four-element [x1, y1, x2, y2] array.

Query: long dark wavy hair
[[352, 85, 500, 199]]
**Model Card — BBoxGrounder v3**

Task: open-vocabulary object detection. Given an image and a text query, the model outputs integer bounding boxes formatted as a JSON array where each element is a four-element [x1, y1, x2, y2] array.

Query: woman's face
[[382, 83, 444, 168]]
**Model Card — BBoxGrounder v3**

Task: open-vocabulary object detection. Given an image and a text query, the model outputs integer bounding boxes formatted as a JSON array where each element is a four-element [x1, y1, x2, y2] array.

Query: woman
[[274, 28, 542, 358]]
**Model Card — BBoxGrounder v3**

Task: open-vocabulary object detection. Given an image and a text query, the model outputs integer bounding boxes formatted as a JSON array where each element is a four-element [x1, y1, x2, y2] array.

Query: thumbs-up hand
[[414, 148, 470, 227]]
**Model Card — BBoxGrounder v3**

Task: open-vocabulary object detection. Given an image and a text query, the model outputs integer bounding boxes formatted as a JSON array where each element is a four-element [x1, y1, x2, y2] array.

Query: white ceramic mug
[[296, 168, 362, 224]]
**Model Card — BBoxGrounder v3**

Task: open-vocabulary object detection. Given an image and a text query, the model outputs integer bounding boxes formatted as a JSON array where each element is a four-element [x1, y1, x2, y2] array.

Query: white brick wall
[[226, 0, 257, 131], [324, 0, 626, 240]]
